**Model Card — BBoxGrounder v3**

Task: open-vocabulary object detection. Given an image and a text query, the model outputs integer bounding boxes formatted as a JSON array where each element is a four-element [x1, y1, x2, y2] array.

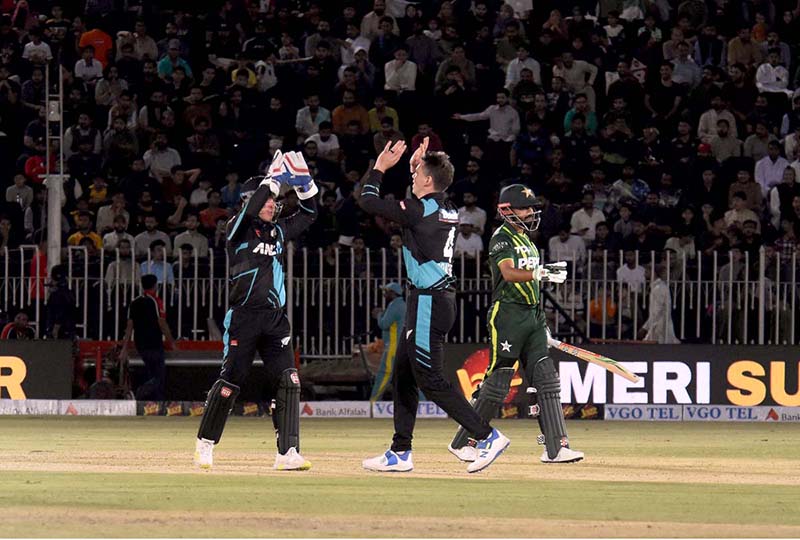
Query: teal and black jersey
[[359, 170, 458, 290], [225, 184, 317, 309]]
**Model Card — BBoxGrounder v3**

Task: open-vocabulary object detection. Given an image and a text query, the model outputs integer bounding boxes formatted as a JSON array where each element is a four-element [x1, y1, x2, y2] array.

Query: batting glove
[[533, 261, 568, 283]]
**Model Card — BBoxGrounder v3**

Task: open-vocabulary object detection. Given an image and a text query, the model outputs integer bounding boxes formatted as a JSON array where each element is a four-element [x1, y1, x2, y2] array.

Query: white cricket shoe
[[466, 428, 510, 473], [540, 447, 584, 463], [448, 444, 477, 463], [362, 450, 413, 472], [273, 447, 312, 470], [194, 438, 214, 469]]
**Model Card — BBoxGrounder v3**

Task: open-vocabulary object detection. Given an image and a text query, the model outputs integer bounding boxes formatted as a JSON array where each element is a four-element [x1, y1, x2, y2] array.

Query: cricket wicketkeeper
[[449, 184, 584, 464], [194, 151, 318, 471]]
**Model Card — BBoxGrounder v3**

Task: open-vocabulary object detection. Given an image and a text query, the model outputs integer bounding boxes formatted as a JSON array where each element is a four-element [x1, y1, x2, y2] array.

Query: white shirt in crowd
[[505, 57, 541, 89], [570, 208, 606, 243], [102, 231, 135, 251], [22, 41, 52, 62], [457, 206, 487, 235], [74, 59, 103, 83], [458, 104, 520, 142], [547, 234, 587, 264], [454, 232, 483, 258], [754, 155, 790, 196], [756, 62, 792, 95], [305, 133, 340, 157], [384, 59, 417, 92], [617, 263, 646, 294]]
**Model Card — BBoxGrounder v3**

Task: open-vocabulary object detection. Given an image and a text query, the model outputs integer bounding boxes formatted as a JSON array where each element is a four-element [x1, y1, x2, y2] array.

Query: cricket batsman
[[359, 137, 509, 474], [194, 151, 318, 471], [448, 184, 584, 464]]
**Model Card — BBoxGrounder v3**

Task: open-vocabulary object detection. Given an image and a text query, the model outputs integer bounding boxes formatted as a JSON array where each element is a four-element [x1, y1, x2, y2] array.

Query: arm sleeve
[[226, 184, 272, 242], [358, 169, 423, 226], [277, 195, 318, 242], [459, 107, 492, 122]]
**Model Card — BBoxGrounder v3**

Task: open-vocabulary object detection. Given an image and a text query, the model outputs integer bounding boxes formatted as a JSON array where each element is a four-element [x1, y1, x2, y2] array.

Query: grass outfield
[[0, 417, 799, 537]]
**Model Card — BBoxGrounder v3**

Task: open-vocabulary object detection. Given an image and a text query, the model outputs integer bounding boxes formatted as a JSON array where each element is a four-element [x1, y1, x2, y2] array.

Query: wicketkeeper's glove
[[272, 151, 318, 199], [533, 261, 568, 283]]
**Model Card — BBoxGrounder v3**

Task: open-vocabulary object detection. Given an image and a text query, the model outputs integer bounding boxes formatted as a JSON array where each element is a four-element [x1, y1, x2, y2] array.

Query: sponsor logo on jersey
[[252, 242, 279, 256], [281, 336, 291, 347], [438, 208, 459, 223]]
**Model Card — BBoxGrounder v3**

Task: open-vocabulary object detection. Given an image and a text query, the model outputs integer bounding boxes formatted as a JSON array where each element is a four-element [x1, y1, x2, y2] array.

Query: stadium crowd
[[0, 0, 799, 342]]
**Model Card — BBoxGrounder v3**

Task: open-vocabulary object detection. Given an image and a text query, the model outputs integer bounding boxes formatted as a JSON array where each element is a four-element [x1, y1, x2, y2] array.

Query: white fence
[[2, 245, 797, 353]]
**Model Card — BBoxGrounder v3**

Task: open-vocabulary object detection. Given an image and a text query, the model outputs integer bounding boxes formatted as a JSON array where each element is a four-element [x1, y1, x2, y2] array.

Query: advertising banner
[[444, 344, 800, 406], [372, 401, 448, 419], [0, 399, 135, 415], [0, 341, 73, 399], [604, 405, 800, 422], [299, 401, 371, 418]]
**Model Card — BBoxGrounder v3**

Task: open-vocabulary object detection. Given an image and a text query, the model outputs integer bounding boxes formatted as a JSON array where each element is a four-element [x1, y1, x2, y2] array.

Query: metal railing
[[2, 245, 798, 352]]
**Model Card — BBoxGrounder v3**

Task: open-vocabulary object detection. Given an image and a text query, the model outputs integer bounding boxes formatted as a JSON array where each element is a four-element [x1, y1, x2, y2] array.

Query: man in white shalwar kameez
[[640, 265, 679, 343]]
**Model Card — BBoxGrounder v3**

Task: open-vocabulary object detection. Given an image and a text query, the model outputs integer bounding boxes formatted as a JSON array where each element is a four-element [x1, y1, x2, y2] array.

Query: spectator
[[140, 240, 175, 285], [361, 0, 399, 41], [295, 93, 331, 142], [548, 225, 587, 268], [610, 163, 650, 206], [709, 119, 742, 162], [697, 94, 737, 143], [332, 90, 370, 135], [571, 192, 606, 243], [74, 46, 103, 88], [174, 213, 209, 258], [671, 41, 701, 88], [220, 172, 241, 209], [158, 39, 192, 79], [756, 48, 791, 96], [5, 174, 33, 209], [755, 141, 790, 196], [64, 112, 102, 158], [96, 192, 129, 234], [199, 191, 228, 232], [457, 191, 487, 235], [453, 89, 520, 171], [553, 51, 598, 110], [134, 214, 171, 258], [383, 45, 417, 93], [104, 238, 140, 288], [143, 131, 182, 181], [617, 250, 647, 293], [743, 121, 777, 161], [103, 214, 135, 251], [306, 121, 340, 163], [67, 211, 103, 249], [725, 192, 761, 232], [0, 311, 34, 339], [368, 93, 398, 132], [454, 220, 483, 258], [727, 27, 763, 69]]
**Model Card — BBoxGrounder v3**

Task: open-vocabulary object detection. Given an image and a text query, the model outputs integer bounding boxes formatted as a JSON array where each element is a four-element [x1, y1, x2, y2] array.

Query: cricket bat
[[546, 331, 640, 383]]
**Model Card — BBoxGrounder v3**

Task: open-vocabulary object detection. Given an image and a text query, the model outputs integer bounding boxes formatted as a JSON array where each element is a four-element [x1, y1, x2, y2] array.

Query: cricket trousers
[[220, 305, 295, 392], [391, 289, 492, 452]]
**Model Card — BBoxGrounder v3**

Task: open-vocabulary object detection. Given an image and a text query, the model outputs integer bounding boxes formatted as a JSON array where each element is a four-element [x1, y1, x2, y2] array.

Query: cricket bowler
[[359, 137, 510, 474]]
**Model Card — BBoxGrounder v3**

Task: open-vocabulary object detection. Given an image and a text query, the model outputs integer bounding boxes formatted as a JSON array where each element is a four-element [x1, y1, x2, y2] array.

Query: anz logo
[[252, 242, 281, 256]]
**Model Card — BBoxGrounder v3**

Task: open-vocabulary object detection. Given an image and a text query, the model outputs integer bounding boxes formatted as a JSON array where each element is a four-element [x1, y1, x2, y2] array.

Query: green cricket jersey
[[487, 222, 540, 305]]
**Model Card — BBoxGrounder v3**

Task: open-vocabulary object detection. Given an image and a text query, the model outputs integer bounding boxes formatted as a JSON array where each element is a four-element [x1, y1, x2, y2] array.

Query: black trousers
[[137, 348, 165, 401], [220, 306, 294, 394], [391, 289, 492, 452]]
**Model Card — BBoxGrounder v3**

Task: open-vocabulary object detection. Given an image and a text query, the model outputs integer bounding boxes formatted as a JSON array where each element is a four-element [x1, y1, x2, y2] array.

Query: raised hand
[[409, 136, 429, 174], [374, 139, 407, 173]]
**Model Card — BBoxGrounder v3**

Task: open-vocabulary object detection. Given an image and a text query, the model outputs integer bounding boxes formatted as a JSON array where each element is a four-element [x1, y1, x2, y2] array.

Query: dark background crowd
[[0, 0, 799, 343]]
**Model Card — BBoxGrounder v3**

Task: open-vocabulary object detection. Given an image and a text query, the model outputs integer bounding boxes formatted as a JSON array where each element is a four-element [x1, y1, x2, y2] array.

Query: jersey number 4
[[443, 226, 456, 261]]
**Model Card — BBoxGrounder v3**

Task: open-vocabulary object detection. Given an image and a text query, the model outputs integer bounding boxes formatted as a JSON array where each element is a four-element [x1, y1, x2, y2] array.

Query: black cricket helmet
[[241, 176, 284, 220], [498, 183, 541, 231]]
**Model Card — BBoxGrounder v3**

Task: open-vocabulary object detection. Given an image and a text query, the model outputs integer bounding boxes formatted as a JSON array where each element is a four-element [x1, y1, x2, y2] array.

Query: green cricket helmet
[[498, 183, 541, 231]]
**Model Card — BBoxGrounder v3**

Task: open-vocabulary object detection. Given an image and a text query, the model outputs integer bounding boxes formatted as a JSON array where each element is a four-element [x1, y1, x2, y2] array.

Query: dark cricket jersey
[[488, 222, 540, 305], [226, 184, 317, 309], [359, 170, 458, 290]]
